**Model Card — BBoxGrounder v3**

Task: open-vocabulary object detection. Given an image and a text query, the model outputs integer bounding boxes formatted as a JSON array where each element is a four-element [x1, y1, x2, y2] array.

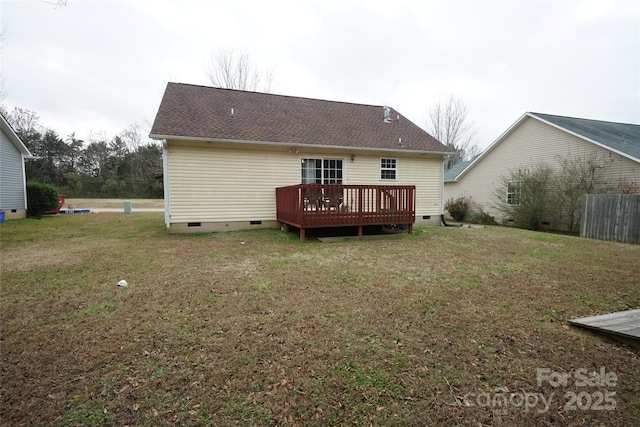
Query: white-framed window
[[301, 158, 344, 184], [380, 158, 397, 180], [506, 181, 521, 205]]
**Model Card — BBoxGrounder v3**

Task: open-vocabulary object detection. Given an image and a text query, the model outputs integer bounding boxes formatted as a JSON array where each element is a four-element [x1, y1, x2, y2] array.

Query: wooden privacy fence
[[580, 194, 640, 245]]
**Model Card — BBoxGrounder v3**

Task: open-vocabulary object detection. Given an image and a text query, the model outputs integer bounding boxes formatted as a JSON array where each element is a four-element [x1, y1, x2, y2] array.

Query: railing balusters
[[276, 184, 415, 230]]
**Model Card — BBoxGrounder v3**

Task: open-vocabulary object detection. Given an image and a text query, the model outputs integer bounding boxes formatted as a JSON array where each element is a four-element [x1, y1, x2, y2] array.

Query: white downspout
[[22, 154, 29, 211]]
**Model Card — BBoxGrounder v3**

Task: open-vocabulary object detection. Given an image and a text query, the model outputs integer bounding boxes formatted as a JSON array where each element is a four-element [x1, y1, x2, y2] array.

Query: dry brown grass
[[1, 214, 639, 426], [63, 198, 164, 209]]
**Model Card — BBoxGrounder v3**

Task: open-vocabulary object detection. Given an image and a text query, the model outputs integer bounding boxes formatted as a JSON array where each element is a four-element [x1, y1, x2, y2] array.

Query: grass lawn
[[63, 198, 164, 209], [1, 214, 639, 426]]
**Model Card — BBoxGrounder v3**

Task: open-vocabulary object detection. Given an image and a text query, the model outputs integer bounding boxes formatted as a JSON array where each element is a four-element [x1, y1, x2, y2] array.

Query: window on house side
[[507, 181, 521, 205], [380, 158, 397, 180], [301, 158, 343, 184]]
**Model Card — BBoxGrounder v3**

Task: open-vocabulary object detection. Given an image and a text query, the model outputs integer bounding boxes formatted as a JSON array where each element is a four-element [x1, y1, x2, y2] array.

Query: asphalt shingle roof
[[150, 83, 450, 154], [444, 159, 473, 182], [531, 113, 640, 161]]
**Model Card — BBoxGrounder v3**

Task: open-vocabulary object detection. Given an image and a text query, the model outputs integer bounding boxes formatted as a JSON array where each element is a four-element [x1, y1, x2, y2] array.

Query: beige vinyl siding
[[168, 143, 299, 222], [344, 155, 442, 215], [168, 141, 445, 225], [445, 116, 640, 222]]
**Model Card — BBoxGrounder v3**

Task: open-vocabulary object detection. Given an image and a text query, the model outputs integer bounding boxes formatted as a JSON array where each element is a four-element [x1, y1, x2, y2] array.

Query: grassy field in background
[[1, 214, 639, 426], [63, 198, 164, 209]]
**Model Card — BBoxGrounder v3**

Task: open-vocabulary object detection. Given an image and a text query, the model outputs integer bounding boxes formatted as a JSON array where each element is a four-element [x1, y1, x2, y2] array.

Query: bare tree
[[554, 151, 613, 233], [119, 123, 142, 152], [6, 107, 43, 140], [493, 164, 558, 231], [493, 152, 616, 233], [38, 0, 67, 8], [205, 47, 275, 92], [427, 93, 480, 169]]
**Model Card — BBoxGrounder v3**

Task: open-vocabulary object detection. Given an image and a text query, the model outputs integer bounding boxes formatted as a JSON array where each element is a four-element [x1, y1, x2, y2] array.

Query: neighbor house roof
[[446, 112, 640, 182], [1, 113, 33, 157], [150, 83, 450, 154], [531, 113, 640, 161], [444, 159, 473, 182]]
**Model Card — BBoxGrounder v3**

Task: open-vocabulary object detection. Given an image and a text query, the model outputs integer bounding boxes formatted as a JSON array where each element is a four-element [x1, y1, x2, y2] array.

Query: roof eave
[[149, 133, 451, 156], [0, 114, 33, 157]]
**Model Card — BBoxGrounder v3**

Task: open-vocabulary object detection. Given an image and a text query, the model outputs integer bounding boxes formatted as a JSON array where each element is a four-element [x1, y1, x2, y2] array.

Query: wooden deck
[[568, 309, 640, 348], [276, 184, 415, 241]]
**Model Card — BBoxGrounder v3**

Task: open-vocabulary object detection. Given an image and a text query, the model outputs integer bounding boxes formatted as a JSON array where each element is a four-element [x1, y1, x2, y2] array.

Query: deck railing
[[276, 184, 415, 239]]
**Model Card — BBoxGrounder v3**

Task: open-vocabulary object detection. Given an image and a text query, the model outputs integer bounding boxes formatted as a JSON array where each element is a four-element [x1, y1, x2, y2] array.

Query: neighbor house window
[[507, 181, 521, 205], [301, 158, 343, 184], [380, 158, 397, 180]]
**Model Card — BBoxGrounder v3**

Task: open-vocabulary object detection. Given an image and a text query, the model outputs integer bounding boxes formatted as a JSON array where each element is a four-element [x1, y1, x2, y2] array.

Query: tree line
[[3, 106, 163, 199]]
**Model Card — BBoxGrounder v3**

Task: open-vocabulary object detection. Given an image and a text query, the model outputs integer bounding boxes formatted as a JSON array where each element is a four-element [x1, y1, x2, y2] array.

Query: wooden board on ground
[[568, 309, 640, 348]]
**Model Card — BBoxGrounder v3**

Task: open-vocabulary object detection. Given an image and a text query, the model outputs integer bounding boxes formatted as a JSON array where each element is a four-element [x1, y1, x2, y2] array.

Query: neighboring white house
[[1, 113, 32, 219], [150, 83, 451, 234], [445, 112, 640, 227]]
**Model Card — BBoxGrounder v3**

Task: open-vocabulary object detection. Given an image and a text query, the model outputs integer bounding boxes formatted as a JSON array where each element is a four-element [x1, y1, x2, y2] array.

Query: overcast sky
[[1, 0, 638, 150]]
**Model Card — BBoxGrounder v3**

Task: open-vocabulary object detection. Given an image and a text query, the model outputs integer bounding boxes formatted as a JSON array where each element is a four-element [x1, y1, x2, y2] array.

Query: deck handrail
[[276, 184, 415, 229]]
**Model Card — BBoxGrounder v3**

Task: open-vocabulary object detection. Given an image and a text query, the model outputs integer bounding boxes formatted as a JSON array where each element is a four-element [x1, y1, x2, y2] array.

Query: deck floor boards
[[569, 309, 640, 346]]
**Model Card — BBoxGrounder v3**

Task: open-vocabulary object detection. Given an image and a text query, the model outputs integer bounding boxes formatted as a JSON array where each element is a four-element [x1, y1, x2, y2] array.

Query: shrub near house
[[445, 196, 470, 222], [494, 152, 620, 233], [26, 181, 59, 217], [445, 196, 497, 225]]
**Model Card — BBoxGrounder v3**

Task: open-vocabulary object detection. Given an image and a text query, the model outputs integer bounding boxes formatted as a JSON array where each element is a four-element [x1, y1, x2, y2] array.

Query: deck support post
[[358, 225, 363, 237], [408, 223, 413, 236], [300, 228, 306, 241]]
